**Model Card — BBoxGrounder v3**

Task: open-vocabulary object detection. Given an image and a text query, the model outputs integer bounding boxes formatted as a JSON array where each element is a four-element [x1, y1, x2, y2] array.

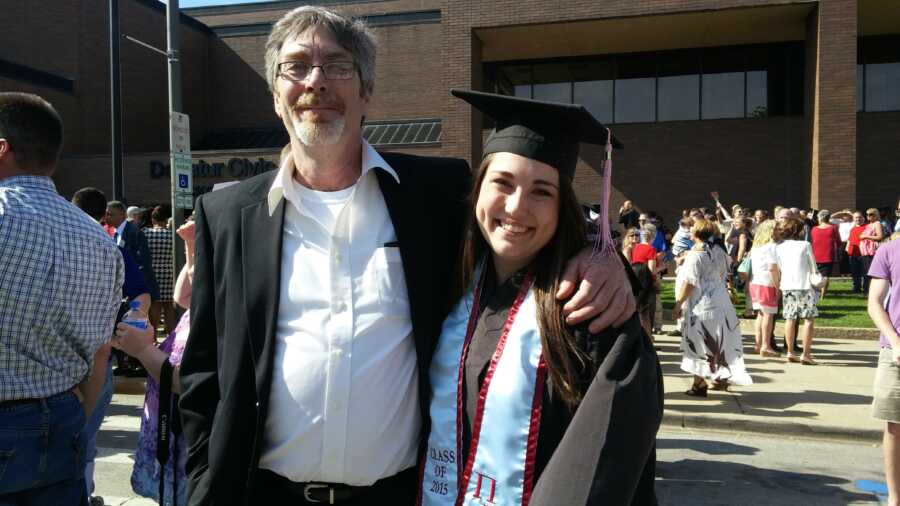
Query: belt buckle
[[303, 483, 334, 504]]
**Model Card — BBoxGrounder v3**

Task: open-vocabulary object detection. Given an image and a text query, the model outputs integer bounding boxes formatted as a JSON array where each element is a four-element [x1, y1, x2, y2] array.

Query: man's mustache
[[290, 93, 344, 112]]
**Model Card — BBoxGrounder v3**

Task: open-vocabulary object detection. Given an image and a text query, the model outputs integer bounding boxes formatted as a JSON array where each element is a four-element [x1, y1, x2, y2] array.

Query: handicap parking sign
[[179, 174, 189, 189]]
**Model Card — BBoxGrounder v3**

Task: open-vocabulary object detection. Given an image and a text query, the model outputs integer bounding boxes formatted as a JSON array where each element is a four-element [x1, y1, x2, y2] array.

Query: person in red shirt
[[631, 225, 659, 336], [631, 230, 658, 267], [847, 210, 868, 293], [810, 209, 842, 298]]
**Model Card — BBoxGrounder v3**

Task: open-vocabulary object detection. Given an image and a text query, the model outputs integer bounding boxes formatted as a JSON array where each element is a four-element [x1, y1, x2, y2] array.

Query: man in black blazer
[[179, 6, 635, 506], [106, 200, 159, 300]]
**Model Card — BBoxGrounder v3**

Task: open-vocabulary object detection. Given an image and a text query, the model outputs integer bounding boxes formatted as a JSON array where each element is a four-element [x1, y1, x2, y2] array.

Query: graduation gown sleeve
[[528, 315, 663, 506]]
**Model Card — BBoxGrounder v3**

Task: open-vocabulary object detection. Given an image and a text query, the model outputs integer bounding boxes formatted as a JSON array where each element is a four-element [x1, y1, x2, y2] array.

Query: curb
[[661, 409, 882, 443]]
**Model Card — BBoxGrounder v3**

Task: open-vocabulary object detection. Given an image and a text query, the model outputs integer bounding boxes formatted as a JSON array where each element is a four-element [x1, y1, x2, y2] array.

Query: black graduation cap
[[450, 89, 623, 180]]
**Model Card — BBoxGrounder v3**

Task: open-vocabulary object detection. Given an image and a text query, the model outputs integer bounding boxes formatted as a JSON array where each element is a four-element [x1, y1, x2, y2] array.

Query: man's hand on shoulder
[[557, 248, 636, 333]]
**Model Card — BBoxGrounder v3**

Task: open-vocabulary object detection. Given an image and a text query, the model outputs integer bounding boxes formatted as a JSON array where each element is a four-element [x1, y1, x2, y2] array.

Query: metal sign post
[[167, 0, 187, 291]]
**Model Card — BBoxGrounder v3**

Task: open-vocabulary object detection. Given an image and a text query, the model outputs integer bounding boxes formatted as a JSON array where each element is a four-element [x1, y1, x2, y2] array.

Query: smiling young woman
[[419, 89, 662, 506]]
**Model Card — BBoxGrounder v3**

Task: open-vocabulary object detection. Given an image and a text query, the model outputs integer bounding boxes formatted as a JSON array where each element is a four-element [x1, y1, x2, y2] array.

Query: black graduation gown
[[461, 270, 663, 506]]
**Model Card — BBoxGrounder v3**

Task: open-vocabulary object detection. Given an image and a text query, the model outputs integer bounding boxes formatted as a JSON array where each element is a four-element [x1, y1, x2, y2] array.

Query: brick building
[[2, 0, 897, 222]]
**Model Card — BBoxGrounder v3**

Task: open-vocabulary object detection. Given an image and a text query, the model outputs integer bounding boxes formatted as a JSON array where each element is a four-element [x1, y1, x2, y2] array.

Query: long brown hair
[[457, 154, 591, 408]]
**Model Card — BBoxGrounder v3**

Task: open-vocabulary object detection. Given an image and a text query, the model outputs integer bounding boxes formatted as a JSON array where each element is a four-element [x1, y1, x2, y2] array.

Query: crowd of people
[[618, 197, 900, 396]]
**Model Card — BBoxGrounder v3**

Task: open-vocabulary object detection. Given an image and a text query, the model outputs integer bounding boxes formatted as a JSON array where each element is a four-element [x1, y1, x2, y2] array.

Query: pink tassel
[[591, 128, 617, 262]]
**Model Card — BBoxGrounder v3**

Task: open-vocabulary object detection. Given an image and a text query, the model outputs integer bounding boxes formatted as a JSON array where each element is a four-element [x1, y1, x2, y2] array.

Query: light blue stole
[[419, 270, 546, 506]]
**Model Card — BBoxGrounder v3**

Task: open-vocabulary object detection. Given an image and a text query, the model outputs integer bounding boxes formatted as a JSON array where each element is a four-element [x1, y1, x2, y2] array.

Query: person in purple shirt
[[868, 237, 900, 506]]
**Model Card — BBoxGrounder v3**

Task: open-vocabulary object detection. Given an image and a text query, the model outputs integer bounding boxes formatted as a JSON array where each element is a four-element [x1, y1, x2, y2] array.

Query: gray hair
[[264, 6, 377, 96], [640, 223, 657, 243], [818, 209, 831, 221]]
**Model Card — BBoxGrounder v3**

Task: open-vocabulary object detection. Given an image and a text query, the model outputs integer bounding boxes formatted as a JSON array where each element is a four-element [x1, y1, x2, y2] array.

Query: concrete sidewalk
[[657, 325, 883, 443]]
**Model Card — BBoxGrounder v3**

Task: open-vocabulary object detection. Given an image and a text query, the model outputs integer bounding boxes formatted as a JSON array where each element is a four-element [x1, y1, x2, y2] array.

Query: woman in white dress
[[674, 219, 753, 396]]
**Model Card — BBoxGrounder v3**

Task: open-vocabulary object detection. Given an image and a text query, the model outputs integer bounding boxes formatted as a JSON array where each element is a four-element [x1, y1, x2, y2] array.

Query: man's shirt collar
[[0, 174, 56, 192], [267, 139, 400, 216]]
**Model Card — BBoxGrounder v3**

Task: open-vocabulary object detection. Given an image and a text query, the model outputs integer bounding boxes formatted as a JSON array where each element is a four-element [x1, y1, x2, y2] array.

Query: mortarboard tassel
[[591, 128, 617, 262]]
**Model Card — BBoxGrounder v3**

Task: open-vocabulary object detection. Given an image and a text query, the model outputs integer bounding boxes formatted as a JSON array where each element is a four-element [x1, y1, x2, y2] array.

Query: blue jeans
[[849, 255, 873, 293], [0, 391, 89, 506], [82, 360, 113, 496]]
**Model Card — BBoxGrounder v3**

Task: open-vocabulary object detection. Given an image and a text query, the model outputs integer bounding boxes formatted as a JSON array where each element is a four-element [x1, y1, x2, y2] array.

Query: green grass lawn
[[659, 278, 874, 328]]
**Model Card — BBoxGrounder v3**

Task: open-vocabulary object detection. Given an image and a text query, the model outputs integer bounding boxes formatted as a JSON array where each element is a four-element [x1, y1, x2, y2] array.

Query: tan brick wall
[[569, 117, 808, 224], [807, 0, 858, 211], [188, 0, 441, 27], [204, 17, 445, 131], [1, 0, 211, 155]]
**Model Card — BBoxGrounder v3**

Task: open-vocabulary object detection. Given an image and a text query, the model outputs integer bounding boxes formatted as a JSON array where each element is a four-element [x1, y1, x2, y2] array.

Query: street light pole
[[109, 0, 124, 201], [166, 0, 187, 288]]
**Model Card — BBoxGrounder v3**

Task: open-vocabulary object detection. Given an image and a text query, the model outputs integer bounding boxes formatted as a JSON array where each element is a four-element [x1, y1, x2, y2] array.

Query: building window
[[858, 35, 900, 113], [533, 82, 571, 102], [746, 70, 768, 117], [614, 78, 655, 123], [863, 62, 900, 112], [487, 42, 798, 125], [658, 74, 699, 121], [702, 72, 745, 119], [574, 80, 613, 123]]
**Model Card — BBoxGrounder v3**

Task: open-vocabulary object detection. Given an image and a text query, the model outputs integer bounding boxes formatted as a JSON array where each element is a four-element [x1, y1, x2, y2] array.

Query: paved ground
[[656, 325, 883, 442], [657, 427, 885, 505]]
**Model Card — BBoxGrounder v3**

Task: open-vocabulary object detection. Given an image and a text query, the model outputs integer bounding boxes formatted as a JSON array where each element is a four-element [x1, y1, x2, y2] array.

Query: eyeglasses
[[277, 61, 356, 81]]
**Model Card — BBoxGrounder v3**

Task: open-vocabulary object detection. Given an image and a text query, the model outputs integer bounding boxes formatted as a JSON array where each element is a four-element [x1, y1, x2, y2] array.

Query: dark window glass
[[746, 70, 767, 118], [574, 80, 613, 123], [533, 82, 571, 103], [533, 63, 573, 84], [514, 84, 531, 98], [703, 46, 746, 74], [865, 62, 900, 112], [658, 74, 699, 121], [702, 72, 744, 119], [616, 52, 656, 79], [569, 59, 614, 82], [858, 64, 864, 112], [615, 78, 655, 123]]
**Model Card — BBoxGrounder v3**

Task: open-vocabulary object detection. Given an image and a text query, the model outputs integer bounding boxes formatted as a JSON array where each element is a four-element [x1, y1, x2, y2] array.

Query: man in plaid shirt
[[0, 92, 123, 504]]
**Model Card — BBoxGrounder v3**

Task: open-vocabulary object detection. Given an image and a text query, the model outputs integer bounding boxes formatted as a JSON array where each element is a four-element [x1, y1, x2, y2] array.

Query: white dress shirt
[[258, 141, 421, 485]]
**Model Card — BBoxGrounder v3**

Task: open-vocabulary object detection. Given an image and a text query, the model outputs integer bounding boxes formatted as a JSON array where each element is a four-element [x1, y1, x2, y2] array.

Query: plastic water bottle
[[121, 300, 149, 330]]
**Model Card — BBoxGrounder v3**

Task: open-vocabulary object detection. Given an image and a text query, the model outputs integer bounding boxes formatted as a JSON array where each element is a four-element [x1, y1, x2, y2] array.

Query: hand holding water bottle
[[113, 300, 155, 359]]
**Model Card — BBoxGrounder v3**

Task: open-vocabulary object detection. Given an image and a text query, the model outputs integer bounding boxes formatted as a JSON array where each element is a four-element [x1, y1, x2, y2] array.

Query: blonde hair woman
[[674, 219, 752, 396], [749, 220, 780, 357], [621, 227, 640, 262]]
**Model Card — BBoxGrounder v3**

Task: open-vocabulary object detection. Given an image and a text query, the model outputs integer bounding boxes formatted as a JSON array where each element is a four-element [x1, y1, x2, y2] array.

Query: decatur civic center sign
[[150, 157, 278, 195], [150, 157, 277, 179]]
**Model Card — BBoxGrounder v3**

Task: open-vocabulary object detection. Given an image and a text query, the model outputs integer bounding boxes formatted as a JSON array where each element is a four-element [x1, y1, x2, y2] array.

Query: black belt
[[255, 467, 416, 504], [0, 389, 77, 408]]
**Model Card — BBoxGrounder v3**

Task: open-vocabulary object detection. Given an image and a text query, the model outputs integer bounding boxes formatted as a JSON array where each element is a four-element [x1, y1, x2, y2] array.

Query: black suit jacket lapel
[[242, 197, 285, 405], [375, 167, 430, 365]]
